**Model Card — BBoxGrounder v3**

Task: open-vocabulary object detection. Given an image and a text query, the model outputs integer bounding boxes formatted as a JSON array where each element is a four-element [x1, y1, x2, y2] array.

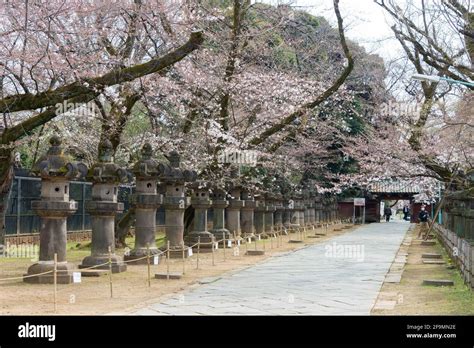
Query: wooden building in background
[[338, 181, 425, 223]]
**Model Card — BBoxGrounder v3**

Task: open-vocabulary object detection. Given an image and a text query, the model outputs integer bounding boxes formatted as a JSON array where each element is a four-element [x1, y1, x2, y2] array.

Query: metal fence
[[434, 193, 473, 288], [5, 176, 137, 235]]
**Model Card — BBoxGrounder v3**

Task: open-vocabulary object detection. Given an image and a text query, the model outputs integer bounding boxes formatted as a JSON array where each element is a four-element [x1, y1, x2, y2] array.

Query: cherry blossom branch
[[248, 0, 353, 147], [1, 31, 204, 142], [0, 31, 204, 115]]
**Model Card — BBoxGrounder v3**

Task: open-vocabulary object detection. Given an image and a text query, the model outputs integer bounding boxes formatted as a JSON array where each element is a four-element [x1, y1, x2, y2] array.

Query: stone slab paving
[[126, 221, 410, 315]]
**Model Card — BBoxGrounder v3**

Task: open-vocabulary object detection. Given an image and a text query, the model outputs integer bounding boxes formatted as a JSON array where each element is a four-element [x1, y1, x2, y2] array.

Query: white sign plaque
[[73, 272, 81, 283]]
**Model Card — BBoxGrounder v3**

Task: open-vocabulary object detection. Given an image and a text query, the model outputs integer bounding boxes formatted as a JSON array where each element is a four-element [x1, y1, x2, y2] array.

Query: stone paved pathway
[[127, 221, 410, 315]]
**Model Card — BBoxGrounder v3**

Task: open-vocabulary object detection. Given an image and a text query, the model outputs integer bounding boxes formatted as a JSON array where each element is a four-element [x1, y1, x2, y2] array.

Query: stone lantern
[[308, 187, 317, 227], [160, 150, 197, 257], [254, 193, 266, 237], [303, 185, 316, 227], [293, 194, 305, 227], [226, 171, 245, 242], [325, 196, 331, 223], [328, 196, 334, 222], [329, 196, 336, 222], [79, 139, 128, 274], [264, 192, 276, 236], [241, 188, 256, 240], [24, 135, 86, 284], [210, 186, 230, 242], [125, 143, 164, 264], [273, 193, 285, 232], [315, 195, 323, 224], [309, 199, 316, 226], [289, 194, 301, 228], [185, 181, 215, 249], [304, 202, 310, 227], [283, 196, 293, 230], [320, 196, 326, 223], [322, 196, 330, 223]]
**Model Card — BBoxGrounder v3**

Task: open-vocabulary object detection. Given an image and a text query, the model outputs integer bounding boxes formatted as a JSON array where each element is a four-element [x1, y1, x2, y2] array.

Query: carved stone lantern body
[[24, 135, 86, 284], [325, 196, 331, 222], [323, 196, 330, 223], [240, 189, 256, 239], [160, 150, 197, 257], [308, 193, 316, 226], [210, 187, 230, 241], [125, 143, 163, 264], [264, 193, 276, 235], [303, 187, 316, 227], [296, 195, 305, 227], [283, 196, 293, 229], [226, 186, 245, 241], [289, 196, 301, 228], [254, 193, 268, 237], [315, 195, 323, 224], [273, 194, 284, 232], [79, 139, 128, 274], [185, 182, 215, 249]]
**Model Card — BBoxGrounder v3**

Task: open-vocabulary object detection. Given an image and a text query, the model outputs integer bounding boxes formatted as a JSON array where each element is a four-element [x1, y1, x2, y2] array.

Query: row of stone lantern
[[23, 137, 339, 284]]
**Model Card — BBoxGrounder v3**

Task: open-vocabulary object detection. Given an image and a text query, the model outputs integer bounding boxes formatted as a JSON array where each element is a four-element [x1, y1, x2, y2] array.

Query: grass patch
[[1, 232, 168, 265]]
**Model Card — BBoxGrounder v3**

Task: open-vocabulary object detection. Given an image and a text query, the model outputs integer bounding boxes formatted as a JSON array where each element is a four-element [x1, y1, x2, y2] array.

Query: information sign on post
[[354, 198, 365, 206], [353, 198, 366, 224]]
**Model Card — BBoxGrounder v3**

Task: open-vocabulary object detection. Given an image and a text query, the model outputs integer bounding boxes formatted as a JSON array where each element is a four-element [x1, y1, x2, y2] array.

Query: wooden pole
[[182, 241, 186, 275], [108, 246, 113, 298], [212, 240, 215, 266], [53, 253, 57, 314], [223, 233, 226, 261], [166, 241, 170, 280], [425, 195, 446, 241], [146, 243, 151, 288], [196, 236, 200, 270]]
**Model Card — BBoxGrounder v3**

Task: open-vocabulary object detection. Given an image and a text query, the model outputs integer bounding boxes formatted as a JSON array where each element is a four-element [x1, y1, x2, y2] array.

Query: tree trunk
[[116, 208, 135, 248], [184, 205, 194, 236]]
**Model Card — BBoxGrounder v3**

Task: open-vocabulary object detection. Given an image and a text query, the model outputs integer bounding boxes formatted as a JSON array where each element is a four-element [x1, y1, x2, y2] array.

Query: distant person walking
[[402, 205, 410, 221], [417, 206, 429, 239], [383, 206, 392, 222]]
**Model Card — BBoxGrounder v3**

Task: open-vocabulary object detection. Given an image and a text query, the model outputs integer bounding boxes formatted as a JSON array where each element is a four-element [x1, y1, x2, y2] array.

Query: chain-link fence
[[4, 176, 145, 236]]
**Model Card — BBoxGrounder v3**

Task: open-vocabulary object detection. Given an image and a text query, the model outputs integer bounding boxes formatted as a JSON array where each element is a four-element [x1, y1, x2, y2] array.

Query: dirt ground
[[0, 223, 353, 315], [372, 224, 474, 315]]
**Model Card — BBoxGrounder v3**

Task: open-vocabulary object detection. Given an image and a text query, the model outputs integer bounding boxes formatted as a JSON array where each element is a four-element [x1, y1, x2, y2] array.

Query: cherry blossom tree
[[372, 0, 473, 188], [0, 0, 204, 243], [0, 0, 397, 245]]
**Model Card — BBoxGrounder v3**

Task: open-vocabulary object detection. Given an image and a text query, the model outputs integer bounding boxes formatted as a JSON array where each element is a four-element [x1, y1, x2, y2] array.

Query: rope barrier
[[0, 221, 345, 284], [0, 269, 54, 282]]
